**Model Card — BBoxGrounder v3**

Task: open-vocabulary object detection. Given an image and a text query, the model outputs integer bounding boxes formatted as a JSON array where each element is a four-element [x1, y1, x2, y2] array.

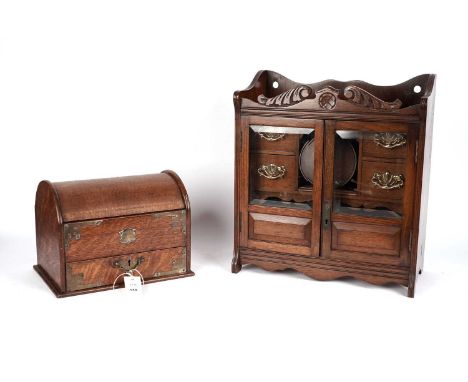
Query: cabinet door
[[321, 121, 417, 266], [239, 117, 324, 257]]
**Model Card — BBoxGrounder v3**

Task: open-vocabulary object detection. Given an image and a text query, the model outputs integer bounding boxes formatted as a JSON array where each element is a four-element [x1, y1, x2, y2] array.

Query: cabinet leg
[[231, 250, 242, 273], [407, 274, 415, 298]]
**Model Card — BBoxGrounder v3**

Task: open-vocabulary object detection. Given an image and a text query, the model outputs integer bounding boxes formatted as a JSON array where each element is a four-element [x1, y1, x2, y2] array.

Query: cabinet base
[[33, 264, 195, 298], [236, 247, 414, 296]]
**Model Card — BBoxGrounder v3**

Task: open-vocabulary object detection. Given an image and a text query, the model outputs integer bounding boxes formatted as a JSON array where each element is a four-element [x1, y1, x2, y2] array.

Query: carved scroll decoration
[[344, 86, 402, 110], [258, 86, 311, 106], [371, 171, 404, 189]]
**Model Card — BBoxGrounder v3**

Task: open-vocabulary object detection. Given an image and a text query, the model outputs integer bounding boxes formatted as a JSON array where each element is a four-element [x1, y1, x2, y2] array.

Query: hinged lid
[[38, 171, 188, 223]]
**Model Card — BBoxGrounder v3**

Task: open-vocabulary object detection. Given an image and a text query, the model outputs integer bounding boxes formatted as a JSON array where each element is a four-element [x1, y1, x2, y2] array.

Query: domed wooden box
[[34, 171, 193, 297]]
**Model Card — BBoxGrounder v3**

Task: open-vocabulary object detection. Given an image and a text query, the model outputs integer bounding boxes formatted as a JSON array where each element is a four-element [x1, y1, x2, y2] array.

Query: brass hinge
[[414, 139, 419, 164]]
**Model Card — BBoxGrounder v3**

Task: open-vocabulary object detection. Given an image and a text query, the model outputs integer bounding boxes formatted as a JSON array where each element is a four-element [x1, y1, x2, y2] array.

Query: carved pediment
[[344, 86, 402, 110], [316, 87, 339, 110], [258, 85, 311, 107]]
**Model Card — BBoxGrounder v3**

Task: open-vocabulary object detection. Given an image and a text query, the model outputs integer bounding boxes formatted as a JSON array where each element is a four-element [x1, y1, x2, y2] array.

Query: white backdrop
[[1, 1, 467, 381]]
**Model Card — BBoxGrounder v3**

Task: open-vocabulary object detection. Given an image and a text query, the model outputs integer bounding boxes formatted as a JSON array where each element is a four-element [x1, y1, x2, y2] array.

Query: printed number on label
[[124, 275, 142, 293]]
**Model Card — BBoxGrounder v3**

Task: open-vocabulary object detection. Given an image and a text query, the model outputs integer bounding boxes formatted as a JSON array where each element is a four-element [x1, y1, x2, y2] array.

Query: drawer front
[[249, 212, 311, 247], [362, 132, 407, 160], [66, 247, 187, 292], [252, 153, 297, 193], [332, 221, 401, 257], [65, 210, 186, 262], [251, 132, 299, 155], [360, 161, 405, 200]]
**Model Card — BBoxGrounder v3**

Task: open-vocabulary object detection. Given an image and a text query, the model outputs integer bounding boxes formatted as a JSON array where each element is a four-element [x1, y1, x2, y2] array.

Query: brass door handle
[[258, 132, 285, 141], [258, 164, 286, 179], [112, 256, 144, 271], [119, 228, 137, 244], [371, 171, 404, 189], [373, 133, 406, 149]]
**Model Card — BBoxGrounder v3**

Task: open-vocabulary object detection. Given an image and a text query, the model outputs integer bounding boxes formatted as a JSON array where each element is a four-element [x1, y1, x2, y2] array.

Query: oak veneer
[[233, 71, 435, 297], [34, 171, 194, 297]]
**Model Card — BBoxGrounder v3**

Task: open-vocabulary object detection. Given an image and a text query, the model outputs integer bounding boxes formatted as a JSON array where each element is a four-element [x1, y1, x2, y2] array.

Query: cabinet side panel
[[415, 86, 436, 276], [232, 93, 242, 272], [35, 181, 64, 290]]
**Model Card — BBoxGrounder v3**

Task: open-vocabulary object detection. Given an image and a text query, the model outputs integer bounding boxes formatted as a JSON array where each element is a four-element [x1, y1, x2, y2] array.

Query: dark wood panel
[[361, 132, 407, 159], [251, 153, 298, 193], [35, 181, 65, 291], [240, 247, 409, 285], [66, 247, 187, 292], [249, 212, 311, 247], [332, 221, 401, 256], [335, 121, 412, 133], [248, 203, 313, 218], [360, 160, 406, 200], [251, 132, 299, 155], [65, 210, 186, 262]]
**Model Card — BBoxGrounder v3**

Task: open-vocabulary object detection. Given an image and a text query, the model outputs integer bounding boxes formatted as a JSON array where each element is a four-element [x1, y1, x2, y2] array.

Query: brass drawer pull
[[112, 256, 144, 271], [371, 171, 404, 189], [119, 228, 137, 244], [258, 164, 286, 179], [258, 132, 285, 141], [373, 133, 406, 149]]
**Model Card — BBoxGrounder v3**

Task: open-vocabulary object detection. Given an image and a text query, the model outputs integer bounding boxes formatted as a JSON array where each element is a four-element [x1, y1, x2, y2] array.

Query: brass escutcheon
[[119, 228, 137, 244]]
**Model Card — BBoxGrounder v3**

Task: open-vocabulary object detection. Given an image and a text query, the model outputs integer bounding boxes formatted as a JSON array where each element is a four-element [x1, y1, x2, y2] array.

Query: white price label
[[124, 275, 142, 293]]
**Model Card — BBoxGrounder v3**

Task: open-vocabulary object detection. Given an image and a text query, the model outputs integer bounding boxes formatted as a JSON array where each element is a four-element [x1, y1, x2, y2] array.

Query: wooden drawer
[[251, 132, 299, 155], [252, 153, 297, 193], [362, 132, 407, 160], [249, 212, 311, 247], [65, 210, 186, 262], [332, 221, 401, 257], [66, 247, 187, 292], [360, 160, 405, 200]]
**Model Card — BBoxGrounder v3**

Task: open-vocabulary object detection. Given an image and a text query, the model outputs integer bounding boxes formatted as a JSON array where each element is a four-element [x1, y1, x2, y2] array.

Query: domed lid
[[46, 172, 187, 222]]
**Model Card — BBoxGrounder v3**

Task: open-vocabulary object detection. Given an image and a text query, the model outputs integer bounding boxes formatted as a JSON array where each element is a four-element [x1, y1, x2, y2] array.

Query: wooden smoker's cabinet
[[232, 71, 435, 297]]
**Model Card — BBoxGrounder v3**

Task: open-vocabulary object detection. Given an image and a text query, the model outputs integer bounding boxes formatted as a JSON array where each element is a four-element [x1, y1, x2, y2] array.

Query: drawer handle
[[373, 133, 406, 149], [112, 256, 144, 271], [119, 228, 137, 244], [258, 164, 286, 180], [371, 171, 404, 189], [258, 132, 285, 141]]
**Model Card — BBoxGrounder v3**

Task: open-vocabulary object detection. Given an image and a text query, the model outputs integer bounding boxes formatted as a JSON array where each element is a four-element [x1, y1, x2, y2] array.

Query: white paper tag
[[124, 275, 142, 293]]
